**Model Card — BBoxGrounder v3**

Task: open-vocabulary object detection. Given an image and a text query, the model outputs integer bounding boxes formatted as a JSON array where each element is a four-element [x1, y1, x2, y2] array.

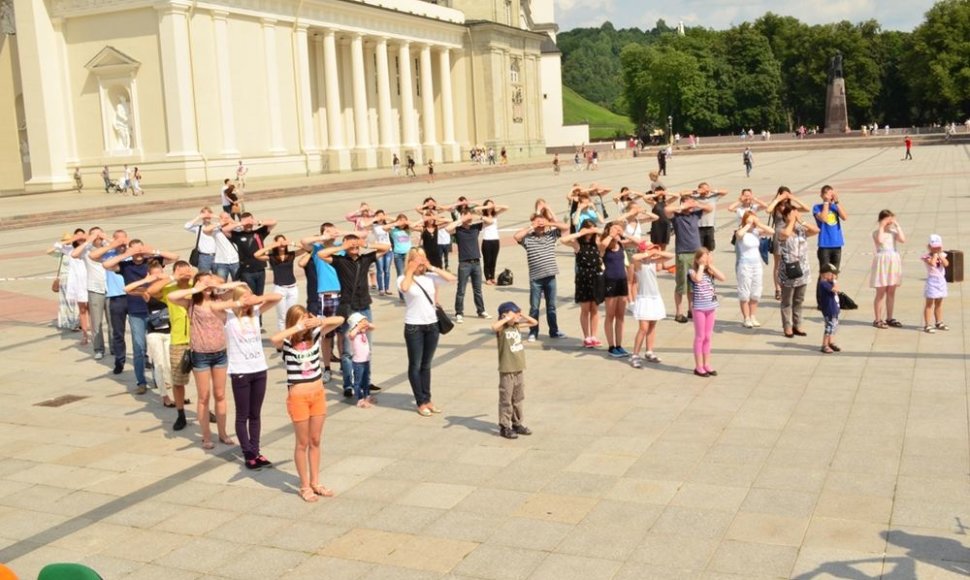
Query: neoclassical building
[[0, 0, 585, 191]]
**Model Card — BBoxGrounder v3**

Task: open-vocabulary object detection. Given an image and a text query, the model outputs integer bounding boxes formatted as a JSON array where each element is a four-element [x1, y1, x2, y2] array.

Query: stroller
[[105, 178, 129, 194]]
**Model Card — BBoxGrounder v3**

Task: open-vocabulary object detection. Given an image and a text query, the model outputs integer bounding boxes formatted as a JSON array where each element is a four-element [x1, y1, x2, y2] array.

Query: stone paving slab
[[0, 145, 968, 579]]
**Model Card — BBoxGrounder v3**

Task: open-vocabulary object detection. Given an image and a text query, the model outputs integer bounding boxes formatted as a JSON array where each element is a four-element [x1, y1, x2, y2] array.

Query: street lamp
[[667, 115, 673, 146]]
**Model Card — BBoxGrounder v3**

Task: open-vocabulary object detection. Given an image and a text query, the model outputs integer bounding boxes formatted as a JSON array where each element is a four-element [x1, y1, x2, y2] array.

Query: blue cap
[[497, 301, 520, 317]]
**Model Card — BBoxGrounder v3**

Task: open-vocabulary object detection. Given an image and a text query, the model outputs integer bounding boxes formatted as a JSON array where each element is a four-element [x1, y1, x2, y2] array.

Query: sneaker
[[455, 314, 464, 323], [630, 355, 643, 369], [615, 347, 631, 358], [135, 384, 147, 395], [583, 337, 593, 348], [742, 319, 753, 328], [94, 352, 104, 361], [608, 347, 626, 359], [322, 369, 332, 383], [499, 426, 518, 439], [172, 414, 187, 431], [550, 331, 567, 339], [112, 362, 124, 375], [750, 318, 762, 327], [512, 424, 532, 436], [478, 312, 492, 319], [527, 335, 536, 343]]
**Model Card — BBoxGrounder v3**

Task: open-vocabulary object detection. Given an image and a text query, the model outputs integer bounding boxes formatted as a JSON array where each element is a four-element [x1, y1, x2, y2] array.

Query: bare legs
[[924, 298, 944, 326], [579, 301, 600, 341], [633, 320, 657, 355], [604, 296, 627, 348], [193, 367, 230, 448], [293, 415, 327, 499]]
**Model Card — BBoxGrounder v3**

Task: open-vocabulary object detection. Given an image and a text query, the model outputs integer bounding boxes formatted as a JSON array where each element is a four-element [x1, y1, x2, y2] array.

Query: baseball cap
[[928, 234, 943, 248], [497, 301, 521, 317]]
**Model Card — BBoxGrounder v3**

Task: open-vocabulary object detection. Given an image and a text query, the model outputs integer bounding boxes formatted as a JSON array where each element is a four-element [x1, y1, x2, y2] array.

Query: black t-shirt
[[269, 252, 297, 286], [230, 226, 270, 273], [454, 223, 483, 261], [331, 252, 378, 312]]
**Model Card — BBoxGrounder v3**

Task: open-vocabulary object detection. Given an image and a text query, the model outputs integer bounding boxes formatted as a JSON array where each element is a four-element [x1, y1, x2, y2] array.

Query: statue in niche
[[0, 0, 15, 36], [113, 93, 132, 150], [511, 88, 524, 124]]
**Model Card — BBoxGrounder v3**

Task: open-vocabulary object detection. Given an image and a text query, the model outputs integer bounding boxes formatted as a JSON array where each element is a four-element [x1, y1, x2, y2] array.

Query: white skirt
[[632, 295, 666, 321]]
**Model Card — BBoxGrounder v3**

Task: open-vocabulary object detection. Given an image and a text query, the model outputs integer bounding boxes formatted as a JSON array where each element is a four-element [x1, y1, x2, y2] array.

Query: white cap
[[928, 234, 943, 248]]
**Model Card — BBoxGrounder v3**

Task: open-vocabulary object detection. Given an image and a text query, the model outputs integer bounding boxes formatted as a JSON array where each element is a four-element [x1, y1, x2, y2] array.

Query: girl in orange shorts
[[271, 305, 344, 502]]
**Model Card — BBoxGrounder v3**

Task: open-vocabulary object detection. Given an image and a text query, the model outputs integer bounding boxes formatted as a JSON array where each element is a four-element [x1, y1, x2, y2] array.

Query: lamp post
[[667, 115, 673, 146]]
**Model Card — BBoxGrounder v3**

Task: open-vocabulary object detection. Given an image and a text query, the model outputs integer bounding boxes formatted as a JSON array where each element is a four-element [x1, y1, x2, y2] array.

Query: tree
[[721, 24, 785, 131], [903, 0, 970, 122]]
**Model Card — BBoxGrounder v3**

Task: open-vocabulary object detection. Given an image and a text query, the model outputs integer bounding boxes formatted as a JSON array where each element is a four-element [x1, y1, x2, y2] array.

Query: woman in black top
[[255, 234, 306, 333], [644, 187, 673, 272], [413, 211, 448, 269]]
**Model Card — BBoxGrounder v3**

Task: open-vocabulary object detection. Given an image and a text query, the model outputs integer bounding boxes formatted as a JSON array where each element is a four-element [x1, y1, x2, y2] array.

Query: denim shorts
[[191, 350, 228, 370]]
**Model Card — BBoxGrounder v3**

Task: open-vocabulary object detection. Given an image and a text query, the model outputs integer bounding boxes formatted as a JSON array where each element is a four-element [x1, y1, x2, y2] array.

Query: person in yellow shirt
[[147, 260, 195, 431]]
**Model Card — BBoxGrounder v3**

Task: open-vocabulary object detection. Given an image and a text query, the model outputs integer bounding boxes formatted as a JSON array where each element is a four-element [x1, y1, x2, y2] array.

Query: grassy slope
[[562, 86, 635, 140]]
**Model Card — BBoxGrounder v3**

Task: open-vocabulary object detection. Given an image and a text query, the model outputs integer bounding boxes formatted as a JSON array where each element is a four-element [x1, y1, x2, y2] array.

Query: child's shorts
[[823, 315, 839, 336], [286, 384, 327, 422]]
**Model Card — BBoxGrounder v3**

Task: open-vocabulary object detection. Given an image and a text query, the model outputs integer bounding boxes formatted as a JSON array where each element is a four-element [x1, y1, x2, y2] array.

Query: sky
[[553, 0, 939, 32]]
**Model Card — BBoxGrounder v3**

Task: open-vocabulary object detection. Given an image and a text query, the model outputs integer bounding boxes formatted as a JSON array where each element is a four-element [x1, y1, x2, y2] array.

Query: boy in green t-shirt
[[491, 301, 538, 439]]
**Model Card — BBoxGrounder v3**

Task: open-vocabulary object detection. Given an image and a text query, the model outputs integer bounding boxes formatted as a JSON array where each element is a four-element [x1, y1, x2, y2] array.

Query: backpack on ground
[[496, 269, 513, 286]]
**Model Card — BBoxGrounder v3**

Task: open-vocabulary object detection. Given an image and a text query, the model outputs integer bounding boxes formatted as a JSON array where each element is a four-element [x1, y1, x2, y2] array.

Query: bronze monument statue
[[824, 51, 849, 133]]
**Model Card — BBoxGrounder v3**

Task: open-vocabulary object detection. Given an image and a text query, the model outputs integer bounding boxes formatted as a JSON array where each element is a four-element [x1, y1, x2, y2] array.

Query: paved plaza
[[0, 144, 968, 579]]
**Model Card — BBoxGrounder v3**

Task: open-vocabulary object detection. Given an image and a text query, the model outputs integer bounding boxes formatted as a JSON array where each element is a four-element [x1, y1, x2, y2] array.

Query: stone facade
[[0, 0, 565, 191]]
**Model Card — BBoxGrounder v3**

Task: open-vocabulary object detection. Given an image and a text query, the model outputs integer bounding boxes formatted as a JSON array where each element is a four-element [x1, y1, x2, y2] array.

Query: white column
[[419, 44, 438, 158], [294, 23, 317, 152], [52, 18, 79, 165], [211, 10, 238, 156], [156, 3, 199, 158], [375, 37, 396, 165], [262, 18, 285, 154], [398, 41, 418, 157], [312, 35, 329, 150], [350, 34, 370, 149], [438, 47, 460, 162], [322, 29, 351, 171]]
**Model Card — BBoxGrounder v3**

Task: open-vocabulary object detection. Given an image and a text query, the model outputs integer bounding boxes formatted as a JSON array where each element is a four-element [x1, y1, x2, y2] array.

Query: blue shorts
[[191, 350, 228, 370]]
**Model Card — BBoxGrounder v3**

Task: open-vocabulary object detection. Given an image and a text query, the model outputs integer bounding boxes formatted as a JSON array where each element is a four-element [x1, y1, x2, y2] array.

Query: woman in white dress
[[629, 243, 672, 368], [50, 229, 88, 338], [734, 211, 774, 328]]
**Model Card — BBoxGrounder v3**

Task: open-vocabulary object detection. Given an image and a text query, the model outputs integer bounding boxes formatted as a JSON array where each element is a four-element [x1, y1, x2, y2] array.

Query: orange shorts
[[286, 383, 327, 422]]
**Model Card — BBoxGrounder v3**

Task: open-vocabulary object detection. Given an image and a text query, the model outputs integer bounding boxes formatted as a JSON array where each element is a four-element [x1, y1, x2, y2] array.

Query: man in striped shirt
[[514, 213, 570, 342]]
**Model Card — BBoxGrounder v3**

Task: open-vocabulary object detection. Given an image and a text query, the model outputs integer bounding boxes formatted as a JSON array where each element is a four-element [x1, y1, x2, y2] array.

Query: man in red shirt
[[904, 136, 913, 160]]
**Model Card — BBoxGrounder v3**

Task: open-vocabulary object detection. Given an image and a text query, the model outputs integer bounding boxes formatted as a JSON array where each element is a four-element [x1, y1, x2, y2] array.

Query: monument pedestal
[[825, 77, 848, 134]]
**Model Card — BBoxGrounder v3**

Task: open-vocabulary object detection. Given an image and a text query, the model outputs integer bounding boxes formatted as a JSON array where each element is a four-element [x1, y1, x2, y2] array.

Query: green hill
[[562, 85, 635, 141]]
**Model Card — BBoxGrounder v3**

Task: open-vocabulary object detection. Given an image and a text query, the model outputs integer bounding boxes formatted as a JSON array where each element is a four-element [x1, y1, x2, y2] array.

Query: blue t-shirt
[[390, 228, 412, 254], [117, 259, 150, 315], [813, 203, 844, 249], [311, 243, 341, 293], [818, 279, 840, 318], [102, 249, 126, 298]]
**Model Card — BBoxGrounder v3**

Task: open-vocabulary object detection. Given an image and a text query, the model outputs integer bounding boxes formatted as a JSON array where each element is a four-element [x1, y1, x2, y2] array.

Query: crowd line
[[47, 169, 953, 501]]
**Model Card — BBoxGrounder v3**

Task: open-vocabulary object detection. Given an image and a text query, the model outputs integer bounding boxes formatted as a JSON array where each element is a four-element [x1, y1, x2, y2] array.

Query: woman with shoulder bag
[[399, 248, 456, 417], [777, 206, 819, 338]]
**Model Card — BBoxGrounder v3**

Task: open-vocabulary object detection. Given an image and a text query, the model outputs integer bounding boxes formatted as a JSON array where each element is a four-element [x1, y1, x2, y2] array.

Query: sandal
[[219, 436, 236, 445], [299, 487, 319, 502], [820, 346, 834, 354], [417, 407, 432, 417], [427, 404, 443, 414], [873, 320, 888, 329], [935, 322, 949, 331], [784, 331, 794, 338], [310, 484, 334, 497], [201, 440, 215, 450], [924, 325, 936, 334], [829, 344, 841, 352], [886, 319, 903, 328]]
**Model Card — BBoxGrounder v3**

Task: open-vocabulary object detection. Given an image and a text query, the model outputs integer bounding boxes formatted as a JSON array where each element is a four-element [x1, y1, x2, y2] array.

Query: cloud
[[557, 0, 936, 31]]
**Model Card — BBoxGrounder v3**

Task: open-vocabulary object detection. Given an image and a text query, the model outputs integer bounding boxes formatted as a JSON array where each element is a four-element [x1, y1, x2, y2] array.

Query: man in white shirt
[[184, 207, 218, 274], [72, 227, 112, 360]]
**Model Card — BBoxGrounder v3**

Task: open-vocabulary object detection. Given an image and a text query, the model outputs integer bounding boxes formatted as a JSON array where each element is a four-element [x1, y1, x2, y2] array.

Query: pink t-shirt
[[351, 333, 370, 363]]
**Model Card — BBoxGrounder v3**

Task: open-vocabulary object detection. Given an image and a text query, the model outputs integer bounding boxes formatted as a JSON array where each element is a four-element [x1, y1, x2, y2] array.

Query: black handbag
[[177, 348, 193, 375], [784, 261, 803, 279], [415, 277, 454, 335], [188, 225, 202, 267]]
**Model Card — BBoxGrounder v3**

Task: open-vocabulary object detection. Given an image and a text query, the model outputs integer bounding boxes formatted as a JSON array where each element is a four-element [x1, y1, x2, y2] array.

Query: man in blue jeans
[[317, 234, 391, 397], [446, 208, 494, 323], [90, 230, 130, 372], [226, 212, 277, 325], [103, 239, 179, 394], [513, 212, 570, 341]]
